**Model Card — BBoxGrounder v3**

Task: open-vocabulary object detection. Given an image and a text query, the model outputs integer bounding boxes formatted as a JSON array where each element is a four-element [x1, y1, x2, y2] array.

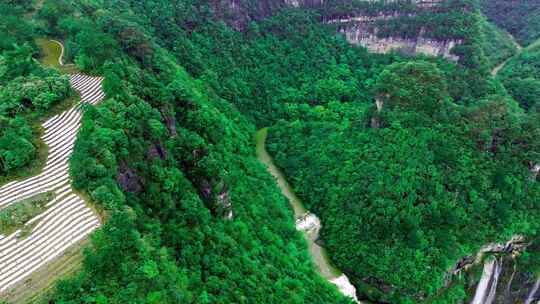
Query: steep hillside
[[267, 61, 539, 303], [2, 1, 538, 304], [480, 0, 540, 46], [498, 43, 540, 111], [0, 3, 73, 185], [214, 0, 488, 69], [478, 16, 518, 69], [322, 0, 476, 63]]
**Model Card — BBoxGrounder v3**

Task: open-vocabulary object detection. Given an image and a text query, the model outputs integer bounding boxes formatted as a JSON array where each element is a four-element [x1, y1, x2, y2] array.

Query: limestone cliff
[[324, 0, 466, 61], [214, 0, 470, 61], [335, 21, 461, 60]]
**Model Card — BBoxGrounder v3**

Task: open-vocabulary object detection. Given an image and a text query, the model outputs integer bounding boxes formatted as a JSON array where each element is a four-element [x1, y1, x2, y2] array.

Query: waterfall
[[504, 264, 517, 303], [524, 275, 540, 304], [470, 257, 502, 304], [296, 213, 360, 303]]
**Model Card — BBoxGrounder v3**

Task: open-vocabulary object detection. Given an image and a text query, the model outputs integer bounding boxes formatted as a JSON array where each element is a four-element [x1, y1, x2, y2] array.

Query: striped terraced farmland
[[0, 74, 104, 293]]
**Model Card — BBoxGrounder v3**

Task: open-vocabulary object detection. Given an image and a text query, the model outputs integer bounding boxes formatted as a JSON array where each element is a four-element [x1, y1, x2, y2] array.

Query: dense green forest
[[478, 16, 518, 69], [498, 44, 540, 112], [267, 62, 539, 303], [1, 0, 539, 303], [481, 0, 540, 46]]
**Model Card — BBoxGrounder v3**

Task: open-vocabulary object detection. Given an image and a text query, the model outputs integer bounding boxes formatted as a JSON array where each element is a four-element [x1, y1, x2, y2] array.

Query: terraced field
[[0, 74, 104, 294]]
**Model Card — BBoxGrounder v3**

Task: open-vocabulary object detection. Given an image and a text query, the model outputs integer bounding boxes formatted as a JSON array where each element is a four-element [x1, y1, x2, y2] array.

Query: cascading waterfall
[[471, 257, 503, 304], [524, 275, 540, 304]]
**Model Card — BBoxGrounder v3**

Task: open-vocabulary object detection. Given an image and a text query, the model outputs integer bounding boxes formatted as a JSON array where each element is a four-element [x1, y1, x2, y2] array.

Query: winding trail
[[0, 40, 103, 294], [490, 33, 540, 76], [256, 128, 361, 303], [491, 33, 521, 76]]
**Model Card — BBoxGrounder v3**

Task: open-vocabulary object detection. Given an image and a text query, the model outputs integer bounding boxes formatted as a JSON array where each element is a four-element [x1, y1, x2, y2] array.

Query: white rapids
[[0, 73, 105, 292], [470, 257, 503, 304], [296, 212, 360, 303]]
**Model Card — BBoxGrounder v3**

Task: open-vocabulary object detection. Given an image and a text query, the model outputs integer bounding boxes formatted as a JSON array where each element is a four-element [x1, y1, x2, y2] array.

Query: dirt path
[[490, 33, 540, 76]]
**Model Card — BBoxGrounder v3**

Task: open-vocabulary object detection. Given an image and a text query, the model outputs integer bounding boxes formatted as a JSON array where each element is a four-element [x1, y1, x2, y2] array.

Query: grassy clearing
[[0, 191, 55, 237], [35, 38, 62, 68], [35, 38, 79, 74]]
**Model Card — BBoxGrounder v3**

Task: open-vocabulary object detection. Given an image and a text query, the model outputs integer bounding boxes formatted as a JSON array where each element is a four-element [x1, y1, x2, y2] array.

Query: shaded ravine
[[256, 128, 361, 303]]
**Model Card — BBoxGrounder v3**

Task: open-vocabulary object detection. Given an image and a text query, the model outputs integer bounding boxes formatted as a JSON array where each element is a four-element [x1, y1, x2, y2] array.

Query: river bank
[[255, 128, 361, 303]]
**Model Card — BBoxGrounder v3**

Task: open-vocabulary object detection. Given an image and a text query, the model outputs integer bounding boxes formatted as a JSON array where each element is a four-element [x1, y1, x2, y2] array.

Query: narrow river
[[256, 128, 361, 302]]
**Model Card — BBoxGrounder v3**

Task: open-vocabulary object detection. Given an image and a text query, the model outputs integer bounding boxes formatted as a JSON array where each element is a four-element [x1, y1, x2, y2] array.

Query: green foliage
[[477, 16, 518, 68], [35, 1, 366, 303], [498, 45, 540, 111], [481, 0, 540, 46], [0, 8, 73, 176], [373, 61, 450, 117], [266, 63, 540, 302], [1, 0, 533, 303]]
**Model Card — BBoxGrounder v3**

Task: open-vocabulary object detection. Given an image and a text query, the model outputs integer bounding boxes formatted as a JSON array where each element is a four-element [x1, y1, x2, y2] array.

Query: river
[[255, 128, 361, 302]]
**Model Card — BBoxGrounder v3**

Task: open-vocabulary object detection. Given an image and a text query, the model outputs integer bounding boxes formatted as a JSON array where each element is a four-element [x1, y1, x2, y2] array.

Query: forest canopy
[[0, 0, 538, 303]]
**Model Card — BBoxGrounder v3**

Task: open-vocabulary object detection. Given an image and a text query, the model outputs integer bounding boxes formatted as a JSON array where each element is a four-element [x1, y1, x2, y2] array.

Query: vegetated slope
[[24, 0, 534, 303], [34, 0, 360, 303], [319, 0, 484, 66], [497, 43, 540, 111], [0, 3, 73, 184], [266, 61, 540, 303], [477, 15, 518, 69], [480, 0, 540, 46]]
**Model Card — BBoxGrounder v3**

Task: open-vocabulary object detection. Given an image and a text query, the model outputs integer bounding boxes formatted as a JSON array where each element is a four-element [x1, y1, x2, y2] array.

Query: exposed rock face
[[117, 164, 144, 193], [449, 235, 527, 278], [295, 212, 360, 303], [216, 183, 233, 220], [466, 254, 540, 304], [214, 0, 463, 60], [199, 179, 233, 219], [147, 143, 168, 160], [329, 13, 461, 61], [530, 163, 539, 181], [164, 115, 177, 137], [444, 235, 540, 304], [471, 257, 503, 304]]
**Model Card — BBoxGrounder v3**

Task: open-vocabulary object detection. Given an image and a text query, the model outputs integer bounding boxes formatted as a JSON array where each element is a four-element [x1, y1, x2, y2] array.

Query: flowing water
[[255, 128, 360, 302], [471, 258, 503, 304], [524, 275, 540, 304]]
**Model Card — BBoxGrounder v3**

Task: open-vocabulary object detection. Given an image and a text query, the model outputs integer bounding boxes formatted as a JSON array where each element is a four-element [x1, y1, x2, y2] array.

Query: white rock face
[[285, 0, 301, 7], [331, 274, 360, 303], [531, 163, 540, 181], [340, 27, 461, 61], [295, 212, 320, 232], [295, 213, 361, 303], [327, 1, 462, 62], [470, 258, 502, 304]]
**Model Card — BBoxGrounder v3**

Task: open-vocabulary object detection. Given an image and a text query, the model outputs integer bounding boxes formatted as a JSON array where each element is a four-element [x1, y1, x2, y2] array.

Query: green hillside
[[480, 0, 540, 46], [1, 1, 538, 304]]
